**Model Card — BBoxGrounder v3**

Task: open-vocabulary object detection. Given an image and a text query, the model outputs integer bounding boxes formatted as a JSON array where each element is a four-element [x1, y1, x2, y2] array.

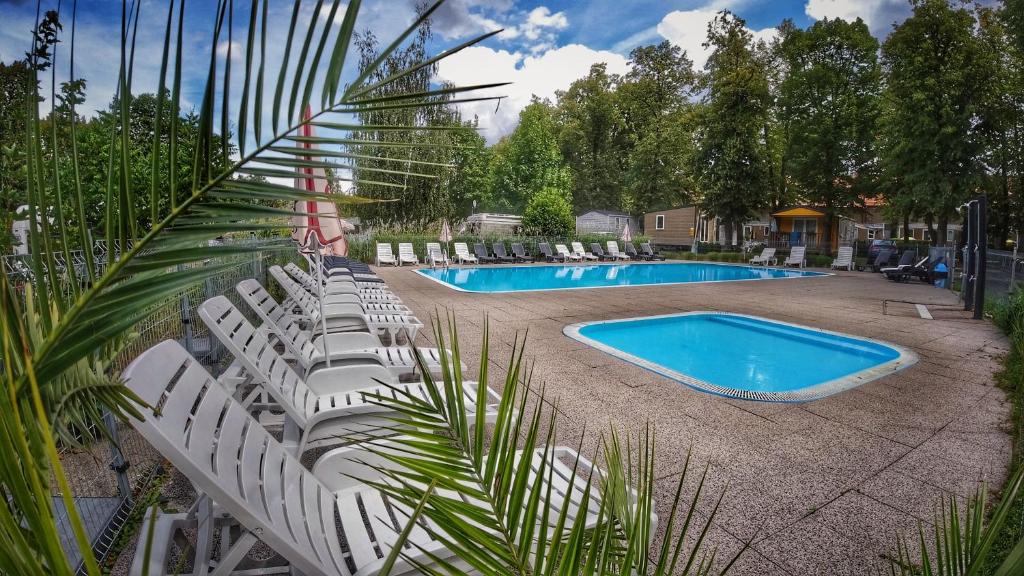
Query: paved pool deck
[[375, 261, 1013, 575]]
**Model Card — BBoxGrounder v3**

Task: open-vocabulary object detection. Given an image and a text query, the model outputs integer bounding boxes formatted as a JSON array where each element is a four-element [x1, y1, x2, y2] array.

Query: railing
[[762, 233, 821, 250], [6, 238, 299, 573]]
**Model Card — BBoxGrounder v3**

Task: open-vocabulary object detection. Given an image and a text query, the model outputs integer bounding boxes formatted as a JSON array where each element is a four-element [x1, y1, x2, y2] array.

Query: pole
[[974, 196, 987, 320], [310, 237, 331, 368], [964, 200, 976, 311]]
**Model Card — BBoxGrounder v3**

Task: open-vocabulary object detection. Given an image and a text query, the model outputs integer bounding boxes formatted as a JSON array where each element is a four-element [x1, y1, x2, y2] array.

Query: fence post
[[104, 411, 132, 501], [974, 196, 987, 320]]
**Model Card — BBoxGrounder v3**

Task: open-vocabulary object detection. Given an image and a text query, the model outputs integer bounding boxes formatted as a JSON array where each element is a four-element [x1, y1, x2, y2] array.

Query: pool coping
[[413, 261, 832, 293], [562, 311, 919, 403]]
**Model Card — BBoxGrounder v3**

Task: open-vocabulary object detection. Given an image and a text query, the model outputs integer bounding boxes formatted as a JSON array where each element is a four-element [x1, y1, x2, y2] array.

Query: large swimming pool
[[416, 262, 826, 293], [564, 312, 916, 402]]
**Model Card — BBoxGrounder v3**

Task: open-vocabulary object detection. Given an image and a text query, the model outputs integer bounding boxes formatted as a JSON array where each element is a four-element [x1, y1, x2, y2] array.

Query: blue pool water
[[565, 313, 915, 402], [417, 263, 826, 293]]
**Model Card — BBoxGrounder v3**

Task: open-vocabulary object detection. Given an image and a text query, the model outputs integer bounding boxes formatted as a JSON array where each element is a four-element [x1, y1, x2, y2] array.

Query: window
[[655, 215, 665, 230], [763, 226, 770, 236], [947, 229, 956, 243], [867, 229, 876, 240], [742, 225, 752, 239]]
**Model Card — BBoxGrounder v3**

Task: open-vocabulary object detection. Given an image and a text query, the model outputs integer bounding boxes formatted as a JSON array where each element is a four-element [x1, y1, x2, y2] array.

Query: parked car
[[866, 239, 896, 263]]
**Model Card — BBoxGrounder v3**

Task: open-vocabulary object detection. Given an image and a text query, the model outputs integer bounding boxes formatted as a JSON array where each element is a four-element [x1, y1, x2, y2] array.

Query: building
[[765, 206, 857, 252], [575, 210, 637, 236], [643, 206, 721, 248], [461, 213, 523, 235]]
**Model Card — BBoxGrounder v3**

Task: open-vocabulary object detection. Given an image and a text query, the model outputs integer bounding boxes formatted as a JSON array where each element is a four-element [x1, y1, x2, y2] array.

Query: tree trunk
[[823, 212, 834, 256], [903, 212, 910, 241], [925, 213, 936, 246], [723, 221, 734, 248], [937, 214, 948, 247]]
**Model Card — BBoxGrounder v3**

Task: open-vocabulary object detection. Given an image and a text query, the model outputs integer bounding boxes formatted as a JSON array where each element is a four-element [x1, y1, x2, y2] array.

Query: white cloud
[[804, 0, 911, 36], [656, 6, 777, 70], [437, 44, 630, 143], [522, 7, 568, 40]]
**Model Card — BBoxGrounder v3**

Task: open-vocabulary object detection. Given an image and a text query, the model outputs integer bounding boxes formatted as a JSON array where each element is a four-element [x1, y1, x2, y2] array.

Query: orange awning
[[771, 207, 825, 218]]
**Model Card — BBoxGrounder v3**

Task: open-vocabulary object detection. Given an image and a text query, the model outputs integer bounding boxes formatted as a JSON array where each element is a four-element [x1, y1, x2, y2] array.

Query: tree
[[691, 11, 772, 245], [778, 17, 881, 253], [0, 59, 36, 249], [555, 63, 626, 213], [489, 100, 571, 213], [880, 0, 992, 245], [522, 185, 574, 236], [444, 120, 492, 219], [618, 41, 698, 217]]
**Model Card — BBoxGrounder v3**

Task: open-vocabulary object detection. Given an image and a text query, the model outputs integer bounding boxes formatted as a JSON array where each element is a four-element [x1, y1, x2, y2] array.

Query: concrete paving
[[376, 261, 1013, 575]]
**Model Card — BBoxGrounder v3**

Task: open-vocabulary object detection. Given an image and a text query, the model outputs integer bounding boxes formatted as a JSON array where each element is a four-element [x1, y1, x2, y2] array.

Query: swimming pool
[[564, 312, 916, 402], [416, 263, 826, 293]]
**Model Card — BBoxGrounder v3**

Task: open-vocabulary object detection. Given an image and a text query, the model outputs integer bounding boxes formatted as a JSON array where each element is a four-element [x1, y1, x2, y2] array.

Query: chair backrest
[[399, 243, 415, 255], [606, 241, 620, 254], [590, 243, 605, 256], [377, 243, 394, 257], [835, 246, 853, 261], [474, 243, 489, 257], [121, 341, 349, 576], [789, 246, 805, 259], [763, 247, 776, 258], [236, 279, 318, 368], [426, 242, 441, 252], [493, 243, 508, 257], [512, 243, 526, 257], [556, 244, 571, 255], [873, 249, 891, 265], [538, 242, 553, 256], [571, 242, 586, 254], [454, 242, 469, 255], [198, 296, 315, 428], [896, 250, 915, 266], [624, 242, 638, 255], [641, 242, 654, 255]]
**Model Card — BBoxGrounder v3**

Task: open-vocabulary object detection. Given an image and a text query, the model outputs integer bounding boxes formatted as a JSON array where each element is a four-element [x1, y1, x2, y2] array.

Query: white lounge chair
[[375, 243, 398, 267], [783, 246, 806, 268], [426, 242, 449, 267], [749, 247, 777, 266], [398, 242, 419, 265], [278, 263, 401, 303], [286, 262, 389, 294], [198, 298, 496, 455], [236, 279, 462, 379], [453, 242, 478, 264], [121, 340, 635, 576], [606, 241, 630, 260], [270, 267, 423, 342], [571, 241, 598, 261], [555, 244, 581, 262], [831, 246, 854, 271]]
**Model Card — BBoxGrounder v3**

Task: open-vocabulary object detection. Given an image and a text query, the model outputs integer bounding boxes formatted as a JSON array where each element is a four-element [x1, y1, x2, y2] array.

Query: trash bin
[[934, 262, 948, 288]]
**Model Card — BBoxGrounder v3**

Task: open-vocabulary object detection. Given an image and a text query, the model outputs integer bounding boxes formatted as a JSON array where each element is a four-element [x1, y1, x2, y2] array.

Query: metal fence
[[976, 248, 1022, 301], [5, 238, 298, 573]]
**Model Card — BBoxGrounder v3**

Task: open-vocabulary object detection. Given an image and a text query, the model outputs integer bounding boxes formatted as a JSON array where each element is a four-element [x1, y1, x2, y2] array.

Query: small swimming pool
[[564, 312, 916, 402], [416, 263, 826, 293]]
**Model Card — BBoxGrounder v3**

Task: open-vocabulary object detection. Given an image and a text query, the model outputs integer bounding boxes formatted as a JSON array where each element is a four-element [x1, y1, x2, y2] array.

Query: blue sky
[[0, 0, 915, 143]]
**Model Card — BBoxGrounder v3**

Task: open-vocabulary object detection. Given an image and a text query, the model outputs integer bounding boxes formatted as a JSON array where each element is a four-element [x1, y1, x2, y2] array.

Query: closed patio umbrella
[[620, 222, 632, 243], [439, 219, 453, 267]]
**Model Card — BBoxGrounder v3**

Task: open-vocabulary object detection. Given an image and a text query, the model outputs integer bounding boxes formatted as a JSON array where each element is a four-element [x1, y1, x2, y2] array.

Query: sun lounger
[[453, 242, 478, 264], [641, 242, 665, 261], [121, 340, 635, 576], [870, 249, 895, 272], [572, 241, 598, 261], [426, 242, 449, 267], [830, 246, 854, 271], [237, 279, 459, 379], [883, 255, 928, 282], [198, 299, 495, 454], [473, 242, 497, 263], [749, 247, 777, 266], [538, 242, 561, 262], [511, 242, 534, 262], [783, 246, 806, 268], [398, 242, 419, 265], [492, 242, 516, 263], [278, 264, 400, 303], [606, 241, 630, 260], [589, 243, 613, 261], [556, 244, 581, 262], [624, 241, 646, 260], [375, 243, 397, 267], [286, 262, 392, 295]]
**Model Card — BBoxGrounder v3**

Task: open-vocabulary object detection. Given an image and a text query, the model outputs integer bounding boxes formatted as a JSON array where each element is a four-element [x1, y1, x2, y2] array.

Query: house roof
[[772, 207, 826, 218], [579, 210, 632, 218]]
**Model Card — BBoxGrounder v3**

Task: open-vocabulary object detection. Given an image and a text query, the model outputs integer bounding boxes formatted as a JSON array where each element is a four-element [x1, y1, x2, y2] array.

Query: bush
[[522, 187, 574, 237]]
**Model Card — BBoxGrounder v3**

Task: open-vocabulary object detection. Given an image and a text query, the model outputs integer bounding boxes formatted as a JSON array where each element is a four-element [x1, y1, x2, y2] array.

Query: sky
[[0, 0, 917, 144]]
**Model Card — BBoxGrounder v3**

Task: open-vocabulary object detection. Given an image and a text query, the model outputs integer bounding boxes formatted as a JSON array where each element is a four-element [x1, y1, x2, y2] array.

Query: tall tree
[[555, 63, 625, 213], [0, 59, 37, 249], [778, 17, 881, 253], [489, 100, 571, 213], [880, 0, 992, 245], [618, 41, 698, 217], [691, 11, 772, 245]]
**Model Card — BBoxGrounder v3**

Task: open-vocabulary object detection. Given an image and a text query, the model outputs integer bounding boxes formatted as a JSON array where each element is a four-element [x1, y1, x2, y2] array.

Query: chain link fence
[[6, 238, 298, 573]]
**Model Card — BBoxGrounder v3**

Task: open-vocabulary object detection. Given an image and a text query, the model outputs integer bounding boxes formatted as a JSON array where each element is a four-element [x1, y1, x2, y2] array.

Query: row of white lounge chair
[[746, 245, 856, 271], [376, 240, 658, 267], [121, 258, 650, 575]]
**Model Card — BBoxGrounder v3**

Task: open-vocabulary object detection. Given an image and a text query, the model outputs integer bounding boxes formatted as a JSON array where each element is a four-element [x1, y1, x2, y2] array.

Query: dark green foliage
[[522, 186, 575, 236], [489, 101, 572, 213]]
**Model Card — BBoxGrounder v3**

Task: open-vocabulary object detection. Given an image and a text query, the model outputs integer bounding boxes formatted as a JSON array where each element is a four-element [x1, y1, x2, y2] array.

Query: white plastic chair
[[831, 246, 854, 271], [784, 246, 806, 268], [571, 241, 598, 261], [426, 242, 449, 267], [556, 244, 581, 262], [453, 242, 478, 264], [236, 279, 461, 379], [398, 243, 419, 265], [606, 241, 630, 260], [749, 247, 777, 266], [376, 243, 398, 266], [122, 340, 635, 576]]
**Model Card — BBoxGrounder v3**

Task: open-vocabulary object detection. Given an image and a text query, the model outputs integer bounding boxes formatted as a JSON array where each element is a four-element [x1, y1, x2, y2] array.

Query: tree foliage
[[522, 185, 575, 236], [489, 100, 571, 213]]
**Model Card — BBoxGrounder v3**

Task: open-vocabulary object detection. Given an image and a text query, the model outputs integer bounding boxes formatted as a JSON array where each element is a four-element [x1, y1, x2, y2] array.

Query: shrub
[[522, 187, 574, 237]]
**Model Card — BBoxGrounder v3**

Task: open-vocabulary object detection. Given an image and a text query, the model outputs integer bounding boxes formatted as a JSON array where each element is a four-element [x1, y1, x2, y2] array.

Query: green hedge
[[350, 233, 650, 262], [663, 250, 838, 268]]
